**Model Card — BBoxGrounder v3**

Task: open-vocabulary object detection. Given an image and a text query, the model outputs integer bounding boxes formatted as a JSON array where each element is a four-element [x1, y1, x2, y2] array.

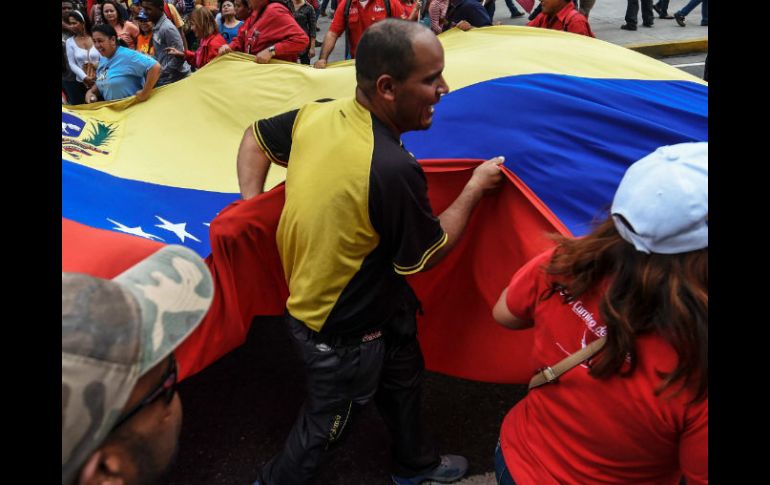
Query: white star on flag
[[107, 218, 165, 241], [154, 215, 201, 243]]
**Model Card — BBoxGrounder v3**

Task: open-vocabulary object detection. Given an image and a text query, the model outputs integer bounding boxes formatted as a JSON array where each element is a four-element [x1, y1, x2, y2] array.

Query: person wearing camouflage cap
[[62, 244, 214, 485]]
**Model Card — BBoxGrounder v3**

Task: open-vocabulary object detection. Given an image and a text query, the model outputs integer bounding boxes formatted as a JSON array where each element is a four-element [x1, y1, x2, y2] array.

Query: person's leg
[[494, 441, 517, 485], [259, 318, 386, 485], [677, 0, 702, 17], [624, 0, 640, 27], [62, 80, 86, 105], [641, 0, 654, 25], [579, 0, 596, 17], [504, 0, 522, 17], [484, 0, 495, 22], [700, 0, 708, 24], [528, 2, 541, 21], [375, 337, 440, 477], [320, 0, 328, 15]]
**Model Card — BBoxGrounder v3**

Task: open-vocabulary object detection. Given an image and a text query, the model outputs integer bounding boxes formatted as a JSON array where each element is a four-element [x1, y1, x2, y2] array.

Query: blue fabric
[[494, 440, 517, 485], [95, 46, 157, 101], [402, 74, 708, 236], [62, 159, 239, 256]]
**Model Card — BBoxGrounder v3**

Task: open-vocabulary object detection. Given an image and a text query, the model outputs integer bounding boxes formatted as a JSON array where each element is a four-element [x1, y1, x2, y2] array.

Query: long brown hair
[[542, 218, 707, 402], [190, 6, 219, 39]]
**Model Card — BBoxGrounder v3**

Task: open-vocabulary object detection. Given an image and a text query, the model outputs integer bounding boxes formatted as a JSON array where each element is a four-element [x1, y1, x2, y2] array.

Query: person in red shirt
[[165, 6, 226, 68], [217, 0, 308, 63], [314, 0, 408, 67], [492, 143, 708, 485], [527, 0, 594, 37]]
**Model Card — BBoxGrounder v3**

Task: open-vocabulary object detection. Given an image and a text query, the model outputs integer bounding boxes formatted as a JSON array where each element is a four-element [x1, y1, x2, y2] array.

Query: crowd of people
[[63, 0, 614, 105], [62, 2, 708, 485]]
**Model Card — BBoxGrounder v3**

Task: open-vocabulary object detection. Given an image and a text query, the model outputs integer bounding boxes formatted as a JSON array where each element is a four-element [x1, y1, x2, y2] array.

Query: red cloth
[[307, 0, 319, 10], [184, 33, 228, 68], [527, 2, 595, 37], [499, 248, 708, 484], [62, 159, 565, 383], [228, 3, 309, 62], [329, 0, 405, 58]]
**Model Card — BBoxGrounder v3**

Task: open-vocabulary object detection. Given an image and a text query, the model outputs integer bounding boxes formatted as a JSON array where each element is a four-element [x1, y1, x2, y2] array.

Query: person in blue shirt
[[444, 0, 492, 31], [86, 23, 161, 103]]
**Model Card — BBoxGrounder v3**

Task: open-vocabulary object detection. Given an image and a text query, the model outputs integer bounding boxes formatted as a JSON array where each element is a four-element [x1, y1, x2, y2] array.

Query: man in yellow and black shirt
[[236, 19, 505, 485]]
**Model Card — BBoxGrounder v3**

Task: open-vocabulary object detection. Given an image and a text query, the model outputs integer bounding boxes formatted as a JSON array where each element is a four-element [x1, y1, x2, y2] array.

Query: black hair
[[92, 23, 129, 48], [67, 10, 93, 35], [102, 0, 128, 25], [355, 19, 425, 94], [144, 0, 165, 7]]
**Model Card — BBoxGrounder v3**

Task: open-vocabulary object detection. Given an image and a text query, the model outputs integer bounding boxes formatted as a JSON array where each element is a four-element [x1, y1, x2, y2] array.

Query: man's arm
[[421, 156, 505, 270], [313, 30, 340, 68], [236, 126, 271, 200], [236, 109, 299, 198]]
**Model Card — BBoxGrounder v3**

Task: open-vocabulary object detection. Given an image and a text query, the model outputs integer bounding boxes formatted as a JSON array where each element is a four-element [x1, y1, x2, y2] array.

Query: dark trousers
[[504, 0, 522, 16], [654, 0, 670, 15], [62, 80, 86, 105], [260, 314, 440, 485], [625, 0, 655, 26], [484, 0, 495, 21]]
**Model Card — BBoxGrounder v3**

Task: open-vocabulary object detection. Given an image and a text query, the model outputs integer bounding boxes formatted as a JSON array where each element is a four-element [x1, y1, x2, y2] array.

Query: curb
[[623, 37, 707, 58]]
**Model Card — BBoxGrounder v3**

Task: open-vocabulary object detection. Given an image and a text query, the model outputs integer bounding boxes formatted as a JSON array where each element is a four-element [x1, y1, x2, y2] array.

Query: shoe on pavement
[[700, 20, 708, 26], [674, 13, 686, 27], [620, 23, 637, 31], [652, 3, 662, 16], [391, 455, 469, 484], [642, 22, 654, 27], [510, 11, 524, 18]]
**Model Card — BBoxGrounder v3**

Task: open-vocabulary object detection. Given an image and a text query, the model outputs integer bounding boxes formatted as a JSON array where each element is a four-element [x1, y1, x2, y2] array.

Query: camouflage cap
[[62, 245, 214, 484]]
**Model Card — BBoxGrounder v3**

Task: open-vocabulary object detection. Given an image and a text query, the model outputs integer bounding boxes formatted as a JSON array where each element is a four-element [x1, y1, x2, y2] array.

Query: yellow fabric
[[62, 27, 705, 194], [276, 98, 379, 331]]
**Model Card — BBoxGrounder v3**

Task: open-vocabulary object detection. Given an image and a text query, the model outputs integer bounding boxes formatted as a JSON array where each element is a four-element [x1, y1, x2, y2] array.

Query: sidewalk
[[316, 0, 708, 63]]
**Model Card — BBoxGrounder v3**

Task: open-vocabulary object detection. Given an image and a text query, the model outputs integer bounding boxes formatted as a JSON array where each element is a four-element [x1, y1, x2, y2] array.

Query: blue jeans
[[494, 440, 517, 485], [677, 0, 708, 22]]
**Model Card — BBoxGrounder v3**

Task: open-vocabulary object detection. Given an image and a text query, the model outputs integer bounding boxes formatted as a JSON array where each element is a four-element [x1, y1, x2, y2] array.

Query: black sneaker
[[510, 11, 524, 18], [642, 22, 654, 27], [652, 3, 662, 16], [620, 23, 637, 31], [674, 13, 686, 26], [700, 19, 708, 26]]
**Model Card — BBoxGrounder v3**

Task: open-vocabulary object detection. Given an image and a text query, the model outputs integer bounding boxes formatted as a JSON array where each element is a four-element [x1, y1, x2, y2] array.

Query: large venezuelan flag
[[62, 27, 707, 383]]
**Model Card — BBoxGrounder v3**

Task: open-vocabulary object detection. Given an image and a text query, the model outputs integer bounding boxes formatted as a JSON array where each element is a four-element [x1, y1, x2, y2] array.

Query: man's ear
[[375, 74, 397, 102], [77, 448, 127, 485]]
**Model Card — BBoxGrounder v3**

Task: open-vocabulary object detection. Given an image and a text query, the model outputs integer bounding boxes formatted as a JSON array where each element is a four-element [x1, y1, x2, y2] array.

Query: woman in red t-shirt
[[492, 143, 708, 485]]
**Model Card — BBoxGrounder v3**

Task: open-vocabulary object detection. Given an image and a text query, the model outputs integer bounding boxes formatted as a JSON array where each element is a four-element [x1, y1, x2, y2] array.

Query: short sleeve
[[253, 109, 300, 167], [371, 155, 446, 275], [329, 4, 346, 35], [505, 248, 555, 322], [128, 49, 158, 76]]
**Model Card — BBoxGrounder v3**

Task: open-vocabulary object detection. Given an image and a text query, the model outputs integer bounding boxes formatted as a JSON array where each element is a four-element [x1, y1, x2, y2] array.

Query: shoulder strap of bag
[[528, 336, 606, 389]]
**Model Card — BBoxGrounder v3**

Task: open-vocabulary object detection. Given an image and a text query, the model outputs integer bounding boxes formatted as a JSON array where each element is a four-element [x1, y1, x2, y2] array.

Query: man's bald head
[[356, 19, 433, 95]]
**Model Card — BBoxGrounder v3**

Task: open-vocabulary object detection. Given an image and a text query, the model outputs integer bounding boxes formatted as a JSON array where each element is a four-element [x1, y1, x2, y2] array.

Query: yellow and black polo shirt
[[253, 97, 447, 336]]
